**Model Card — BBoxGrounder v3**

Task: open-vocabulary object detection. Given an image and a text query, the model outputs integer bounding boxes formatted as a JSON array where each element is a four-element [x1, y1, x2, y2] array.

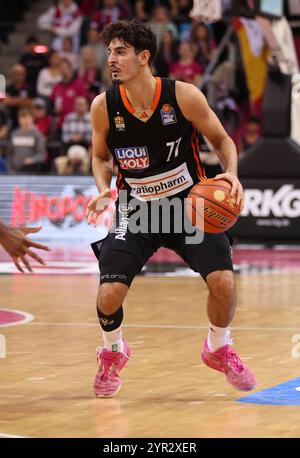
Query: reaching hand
[[0, 226, 51, 273], [86, 189, 112, 225]]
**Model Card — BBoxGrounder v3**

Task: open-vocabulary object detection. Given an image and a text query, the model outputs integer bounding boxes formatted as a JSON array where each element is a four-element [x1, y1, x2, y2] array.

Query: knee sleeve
[[97, 305, 124, 332]]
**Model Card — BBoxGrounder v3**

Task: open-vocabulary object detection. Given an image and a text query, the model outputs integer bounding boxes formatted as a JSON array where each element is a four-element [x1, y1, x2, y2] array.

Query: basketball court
[[1, 0, 300, 441], [1, 245, 300, 438]]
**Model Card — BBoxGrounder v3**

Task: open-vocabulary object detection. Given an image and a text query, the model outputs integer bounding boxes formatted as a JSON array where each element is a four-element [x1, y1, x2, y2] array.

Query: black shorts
[[91, 197, 233, 287]]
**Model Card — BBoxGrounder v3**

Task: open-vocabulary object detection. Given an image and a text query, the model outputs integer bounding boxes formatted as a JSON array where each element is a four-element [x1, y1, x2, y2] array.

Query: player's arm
[[0, 222, 50, 273], [176, 81, 243, 208], [86, 93, 114, 224]]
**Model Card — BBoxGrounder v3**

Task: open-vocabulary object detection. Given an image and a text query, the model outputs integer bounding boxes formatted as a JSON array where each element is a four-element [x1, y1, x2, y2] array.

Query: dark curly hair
[[102, 19, 157, 65]]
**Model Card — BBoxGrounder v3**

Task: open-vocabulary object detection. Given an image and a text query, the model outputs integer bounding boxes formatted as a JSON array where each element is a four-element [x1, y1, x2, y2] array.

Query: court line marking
[[0, 433, 29, 438], [29, 322, 300, 332], [0, 309, 34, 328]]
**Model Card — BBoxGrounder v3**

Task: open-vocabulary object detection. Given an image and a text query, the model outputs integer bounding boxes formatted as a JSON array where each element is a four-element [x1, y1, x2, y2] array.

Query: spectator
[[19, 35, 47, 96], [206, 48, 236, 110], [0, 153, 7, 173], [60, 36, 78, 71], [118, 0, 133, 19], [150, 6, 178, 46], [213, 81, 240, 138], [38, 0, 82, 52], [191, 21, 216, 70], [90, 0, 122, 29], [37, 50, 62, 98], [142, 0, 172, 16], [0, 107, 8, 172], [80, 0, 101, 16], [54, 144, 90, 175], [4, 64, 34, 130], [172, 0, 193, 39], [170, 41, 203, 86], [152, 29, 178, 77], [50, 59, 89, 129], [62, 96, 92, 150], [134, 0, 148, 22], [32, 98, 54, 139], [9, 108, 46, 174], [78, 46, 102, 100], [86, 25, 108, 73], [0, 106, 10, 151], [238, 116, 261, 155]]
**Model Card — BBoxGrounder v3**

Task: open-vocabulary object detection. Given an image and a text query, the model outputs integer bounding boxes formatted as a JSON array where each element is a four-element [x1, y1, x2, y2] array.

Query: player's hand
[[0, 226, 51, 273], [213, 172, 244, 210], [86, 188, 112, 225]]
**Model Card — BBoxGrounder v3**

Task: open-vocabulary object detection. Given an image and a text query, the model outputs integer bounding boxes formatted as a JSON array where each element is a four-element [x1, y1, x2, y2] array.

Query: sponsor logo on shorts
[[101, 274, 127, 280], [115, 146, 149, 170], [125, 163, 193, 200], [119, 203, 132, 215], [114, 204, 131, 241], [160, 103, 177, 125]]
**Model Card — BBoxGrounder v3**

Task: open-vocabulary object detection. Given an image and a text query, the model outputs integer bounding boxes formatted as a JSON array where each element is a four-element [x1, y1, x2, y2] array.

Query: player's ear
[[139, 50, 150, 66]]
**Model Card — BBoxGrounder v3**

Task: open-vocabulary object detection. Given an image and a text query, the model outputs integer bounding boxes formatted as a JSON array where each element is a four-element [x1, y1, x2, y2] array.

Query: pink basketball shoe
[[94, 339, 131, 398], [201, 339, 256, 391]]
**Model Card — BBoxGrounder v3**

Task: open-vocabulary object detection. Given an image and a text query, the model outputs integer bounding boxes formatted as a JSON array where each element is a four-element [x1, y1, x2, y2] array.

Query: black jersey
[[105, 77, 206, 200]]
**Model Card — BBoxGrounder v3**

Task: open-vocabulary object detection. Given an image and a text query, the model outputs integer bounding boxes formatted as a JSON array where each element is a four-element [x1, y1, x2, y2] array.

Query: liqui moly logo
[[115, 146, 149, 170]]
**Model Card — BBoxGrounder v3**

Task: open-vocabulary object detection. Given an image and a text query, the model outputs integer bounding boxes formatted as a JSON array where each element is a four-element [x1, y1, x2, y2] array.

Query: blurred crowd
[[0, 0, 265, 176]]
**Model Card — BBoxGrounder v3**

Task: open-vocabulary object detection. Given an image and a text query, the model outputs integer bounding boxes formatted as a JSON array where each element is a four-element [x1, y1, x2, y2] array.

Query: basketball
[[186, 179, 241, 233]]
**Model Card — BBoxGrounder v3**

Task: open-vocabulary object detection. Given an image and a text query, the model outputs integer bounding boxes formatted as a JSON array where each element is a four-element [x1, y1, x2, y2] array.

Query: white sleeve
[[36, 69, 48, 97], [37, 6, 55, 31], [53, 15, 83, 38]]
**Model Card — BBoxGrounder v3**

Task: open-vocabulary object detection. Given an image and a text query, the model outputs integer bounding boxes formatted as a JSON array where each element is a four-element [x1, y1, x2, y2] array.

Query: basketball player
[[87, 19, 256, 397], [0, 222, 50, 272]]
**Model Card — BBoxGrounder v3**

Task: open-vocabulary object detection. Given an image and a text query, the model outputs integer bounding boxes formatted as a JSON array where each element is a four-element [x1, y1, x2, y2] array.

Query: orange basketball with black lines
[[186, 179, 241, 233]]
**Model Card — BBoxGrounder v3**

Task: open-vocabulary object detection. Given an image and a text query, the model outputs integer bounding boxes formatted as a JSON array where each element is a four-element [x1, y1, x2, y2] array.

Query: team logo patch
[[160, 103, 177, 125], [115, 146, 149, 170], [114, 115, 126, 132]]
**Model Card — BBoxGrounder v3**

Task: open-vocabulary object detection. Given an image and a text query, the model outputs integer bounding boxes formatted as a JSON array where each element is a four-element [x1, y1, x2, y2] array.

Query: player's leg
[[91, 232, 156, 397], [175, 232, 256, 391], [206, 269, 236, 349], [96, 282, 128, 353]]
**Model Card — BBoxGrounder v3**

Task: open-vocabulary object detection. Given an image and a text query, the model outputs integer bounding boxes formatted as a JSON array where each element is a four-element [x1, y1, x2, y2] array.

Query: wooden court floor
[[0, 273, 300, 438]]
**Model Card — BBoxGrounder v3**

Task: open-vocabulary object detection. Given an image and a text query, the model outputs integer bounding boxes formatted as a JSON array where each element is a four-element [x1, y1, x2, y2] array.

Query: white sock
[[207, 322, 231, 352], [102, 326, 123, 352]]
